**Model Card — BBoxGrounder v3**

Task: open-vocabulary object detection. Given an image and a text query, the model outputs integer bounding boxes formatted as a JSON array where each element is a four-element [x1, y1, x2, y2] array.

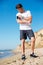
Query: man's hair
[[16, 4, 23, 9]]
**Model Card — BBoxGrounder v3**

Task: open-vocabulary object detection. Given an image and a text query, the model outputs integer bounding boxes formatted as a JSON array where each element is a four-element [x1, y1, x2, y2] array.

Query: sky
[[0, 0, 43, 50]]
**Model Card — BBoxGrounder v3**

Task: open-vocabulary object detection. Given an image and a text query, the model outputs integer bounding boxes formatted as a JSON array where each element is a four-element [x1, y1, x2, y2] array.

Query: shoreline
[[0, 48, 43, 65], [0, 50, 15, 59]]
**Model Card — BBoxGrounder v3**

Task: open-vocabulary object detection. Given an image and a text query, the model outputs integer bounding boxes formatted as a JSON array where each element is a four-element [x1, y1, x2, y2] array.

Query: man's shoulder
[[26, 10, 31, 16], [16, 12, 21, 16], [26, 10, 31, 13]]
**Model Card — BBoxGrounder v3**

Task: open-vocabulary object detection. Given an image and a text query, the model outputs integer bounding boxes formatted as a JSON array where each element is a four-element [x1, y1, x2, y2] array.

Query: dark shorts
[[20, 29, 35, 40]]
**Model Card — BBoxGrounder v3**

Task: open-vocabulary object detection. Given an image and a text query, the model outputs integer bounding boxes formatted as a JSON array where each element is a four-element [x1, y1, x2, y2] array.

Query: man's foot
[[30, 53, 38, 58], [21, 54, 26, 60]]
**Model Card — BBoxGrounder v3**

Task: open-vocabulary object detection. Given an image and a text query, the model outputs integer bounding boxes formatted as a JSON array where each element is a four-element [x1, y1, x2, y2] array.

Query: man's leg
[[30, 37, 38, 58], [30, 37, 35, 54], [21, 39, 25, 55], [27, 30, 35, 53], [20, 30, 27, 60], [27, 30, 38, 58], [21, 39, 26, 60], [20, 30, 25, 55]]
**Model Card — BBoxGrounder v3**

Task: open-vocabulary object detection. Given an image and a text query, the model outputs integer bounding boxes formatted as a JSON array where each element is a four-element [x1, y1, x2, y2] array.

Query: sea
[[0, 50, 14, 59]]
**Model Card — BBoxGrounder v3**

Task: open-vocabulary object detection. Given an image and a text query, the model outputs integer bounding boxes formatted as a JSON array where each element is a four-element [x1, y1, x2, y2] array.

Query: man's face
[[17, 8, 24, 13]]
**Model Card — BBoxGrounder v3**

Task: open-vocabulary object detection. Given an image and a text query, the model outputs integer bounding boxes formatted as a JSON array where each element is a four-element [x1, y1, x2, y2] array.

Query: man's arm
[[16, 15, 32, 24], [24, 16, 32, 23], [16, 15, 27, 24], [24, 11, 32, 23], [16, 19, 27, 24]]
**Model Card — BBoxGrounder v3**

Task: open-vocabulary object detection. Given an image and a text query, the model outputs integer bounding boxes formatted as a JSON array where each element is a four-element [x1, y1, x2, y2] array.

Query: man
[[16, 4, 37, 60]]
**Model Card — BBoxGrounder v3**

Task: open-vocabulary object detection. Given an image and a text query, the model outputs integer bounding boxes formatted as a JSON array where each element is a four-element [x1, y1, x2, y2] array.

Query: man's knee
[[21, 39, 25, 43], [31, 37, 35, 43]]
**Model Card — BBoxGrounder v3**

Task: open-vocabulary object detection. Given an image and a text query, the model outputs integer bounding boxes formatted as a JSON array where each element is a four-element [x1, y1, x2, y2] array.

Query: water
[[0, 50, 14, 59]]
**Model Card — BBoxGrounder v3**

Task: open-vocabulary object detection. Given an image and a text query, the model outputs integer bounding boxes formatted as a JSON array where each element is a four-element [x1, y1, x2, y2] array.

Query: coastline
[[0, 48, 43, 65], [0, 50, 14, 59]]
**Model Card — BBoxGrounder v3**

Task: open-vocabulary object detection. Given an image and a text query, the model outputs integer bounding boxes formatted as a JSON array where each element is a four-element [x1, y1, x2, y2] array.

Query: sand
[[0, 48, 43, 65]]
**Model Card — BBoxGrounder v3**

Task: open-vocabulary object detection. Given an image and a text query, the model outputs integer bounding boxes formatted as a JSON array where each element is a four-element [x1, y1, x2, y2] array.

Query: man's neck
[[20, 9, 25, 13]]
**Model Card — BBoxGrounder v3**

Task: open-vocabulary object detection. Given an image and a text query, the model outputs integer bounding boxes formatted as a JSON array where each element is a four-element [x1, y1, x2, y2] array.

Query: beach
[[0, 29, 43, 65], [0, 48, 43, 65]]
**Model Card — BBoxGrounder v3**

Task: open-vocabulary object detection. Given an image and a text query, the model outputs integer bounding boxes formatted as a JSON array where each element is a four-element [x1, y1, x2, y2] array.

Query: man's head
[[16, 4, 24, 13]]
